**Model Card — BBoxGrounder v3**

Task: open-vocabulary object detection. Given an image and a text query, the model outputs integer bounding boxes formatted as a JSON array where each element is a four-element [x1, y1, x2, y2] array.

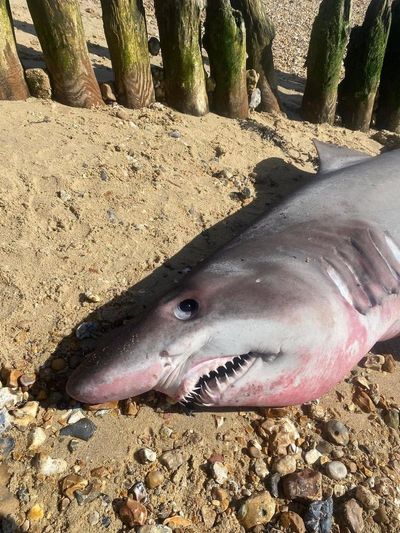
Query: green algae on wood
[[203, 0, 248, 119], [26, 0, 103, 108], [376, 0, 400, 133], [0, 0, 29, 100], [100, 0, 154, 109], [154, 0, 208, 116], [338, 0, 392, 132], [301, 0, 351, 124]]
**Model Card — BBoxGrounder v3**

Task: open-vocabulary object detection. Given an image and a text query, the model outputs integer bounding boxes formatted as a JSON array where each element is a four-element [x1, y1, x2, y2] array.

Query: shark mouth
[[180, 352, 257, 407]]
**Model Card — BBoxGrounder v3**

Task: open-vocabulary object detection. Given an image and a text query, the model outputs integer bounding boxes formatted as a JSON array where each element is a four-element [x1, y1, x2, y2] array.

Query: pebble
[[0, 388, 20, 409], [266, 472, 281, 498], [68, 439, 80, 452], [344, 499, 364, 532], [57, 190, 71, 203], [0, 408, 11, 434], [129, 481, 148, 503], [237, 491, 276, 529], [0, 436, 15, 460], [118, 498, 147, 527], [100, 168, 110, 181], [88, 511, 100, 526], [383, 408, 399, 430], [273, 455, 297, 475], [324, 419, 349, 446], [138, 447, 157, 463], [67, 409, 86, 425], [146, 469, 164, 489], [35, 454, 68, 476], [19, 374, 36, 388], [211, 487, 230, 512], [168, 130, 181, 139], [201, 504, 217, 528], [28, 427, 47, 451], [304, 497, 333, 533], [374, 504, 389, 524], [278, 511, 306, 533], [61, 474, 89, 499], [137, 527, 172, 533], [116, 108, 130, 121], [355, 485, 379, 510], [304, 448, 322, 465], [27, 504, 44, 521], [100, 82, 116, 103], [212, 461, 228, 484], [101, 515, 111, 527], [11, 401, 39, 427], [249, 88, 262, 111], [281, 469, 322, 501], [382, 354, 396, 372], [253, 458, 269, 478], [325, 461, 348, 481], [159, 450, 184, 471], [60, 418, 97, 441], [25, 68, 51, 99], [148, 36, 161, 56]]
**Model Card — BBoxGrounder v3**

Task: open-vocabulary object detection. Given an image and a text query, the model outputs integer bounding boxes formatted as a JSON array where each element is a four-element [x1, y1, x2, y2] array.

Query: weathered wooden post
[[203, 0, 248, 119], [230, 0, 280, 113], [0, 0, 29, 99], [100, 0, 154, 109], [26, 0, 103, 108], [338, 0, 391, 132], [301, 0, 351, 124], [154, 0, 208, 116], [376, 0, 400, 132]]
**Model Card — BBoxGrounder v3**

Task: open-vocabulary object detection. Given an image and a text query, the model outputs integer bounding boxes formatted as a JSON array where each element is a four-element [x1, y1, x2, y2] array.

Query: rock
[[382, 354, 396, 372], [316, 440, 333, 455], [266, 472, 281, 498], [67, 409, 86, 425], [169, 130, 181, 139], [100, 168, 110, 181], [129, 482, 147, 503], [148, 37, 161, 56], [122, 398, 138, 416], [137, 527, 172, 533], [344, 499, 364, 532], [159, 450, 184, 471], [246, 69, 260, 94], [212, 461, 228, 484], [201, 504, 217, 529], [323, 419, 349, 446], [211, 487, 230, 512], [281, 469, 322, 501], [0, 408, 11, 434], [19, 374, 36, 388], [27, 503, 45, 521], [11, 401, 39, 427], [371, 130, 400, 151], [273, 455, 297, 476], [116, 108, 130, 121], [0, 437, 15, 459], [85, 401, 119, 411], [60, 418, 97, 441], [248, 445, 261, 458], [35, 454, 68, 476], [25, 68, 51, 99], [304, 449, 322, 465], [383, 409, 399, 430], [163, 516, 192, 527], [355, 485, 379, 510], [304, 497, 333, 533], [278, 511, 306, 533], [249, 88, 262, 111], [0, 388, 21, 409], [374, 505, 389, 524], [237, 491, 276, 530], [28, 428, 47, 451], [138, 447, 157, 463], [100, 82, 117, 103], [253, 458, 269, 479], [146, 469, 164, 489], [88, 511, 100, 526], [75, 321, 99, 340], [264, 418, 300, 455], [61, 474, 88, 499], [325, 461, 348, 481]]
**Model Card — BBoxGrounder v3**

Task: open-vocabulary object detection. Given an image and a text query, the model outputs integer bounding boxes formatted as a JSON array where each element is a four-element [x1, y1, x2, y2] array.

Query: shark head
[[66, 257, 350, 408]]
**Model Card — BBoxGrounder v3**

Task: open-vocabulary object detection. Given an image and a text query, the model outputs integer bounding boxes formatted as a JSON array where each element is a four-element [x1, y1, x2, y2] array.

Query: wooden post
[[203, 0, 248, 119], [338, 0, 391, 132], [154, 0, 208, 116], [301, 0, 351, 124], [376, 0, 400, 132], [0, 0, 29, 99], [26, 0, 103, 108], [230, 0, 280, 113], [100, 0, 154, 109]]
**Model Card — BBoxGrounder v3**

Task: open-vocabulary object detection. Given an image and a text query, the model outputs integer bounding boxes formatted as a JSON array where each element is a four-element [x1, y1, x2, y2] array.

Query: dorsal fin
[[313, 140, 372, 174]]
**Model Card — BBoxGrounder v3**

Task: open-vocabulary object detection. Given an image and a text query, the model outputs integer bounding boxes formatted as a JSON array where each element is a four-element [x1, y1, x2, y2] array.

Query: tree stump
[[203, 0, 248, 119], [338, 0, 391, 132], [100, 0, 154, 109], [154, 0, 208, 116], [301, 0, 351, 124], [0, 0, 29, 100], [376, 0, 400, 132], [230, 0, 280, 113], [26, 0, 103, 108]]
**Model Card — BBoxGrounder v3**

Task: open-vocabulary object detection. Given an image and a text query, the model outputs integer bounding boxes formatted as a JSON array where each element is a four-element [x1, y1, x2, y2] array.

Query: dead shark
[[67, 141, 400, 407]]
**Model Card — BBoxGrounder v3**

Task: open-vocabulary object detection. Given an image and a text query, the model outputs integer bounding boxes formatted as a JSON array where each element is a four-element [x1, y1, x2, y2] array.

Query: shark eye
[[174, 299, 199, 320]]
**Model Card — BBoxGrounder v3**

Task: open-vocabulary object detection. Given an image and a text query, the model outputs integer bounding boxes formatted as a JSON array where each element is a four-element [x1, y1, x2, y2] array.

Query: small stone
[[35, 454, 68, 476], [148, 37, 161, 56], [304, 449, 322, 465], [249, 88, 262, 111], [168, 130, 181, 139], [28, 428, 47, 451], [325, 461, 348, 481], [382, 354, 396, 372], [0, 388, 20, 409], [19, 374, 36, 388], [146, 470, 164, 489], [116, 108, 130, 121], [248, 445, 261, 458], [324, 419, 349, 446], [273, 455, 297, 476], [101, 515, 111, 528], [61, 474, 89, 499], [68, 409, 86, 425], [57, 190, 71, 202], [344, 499, 364, 532], [68, 439, 80, 452], [4, 368, 22, 388], [163, 516, 192, 528], [355, 485, 379, 510], [278, 511, 306, 533], [0, 437, 15, 459], [266, 472, 281, 498], [25, 68, 51, 99], [211, 487, 230, 512], [100, 82, 117, 103], [383, 408, 399, 430], [129, 481, 147, 503], [86, 401, 119, 411], [0, 408, 11, 434], [201, 505, 217, 529], [138, 527, 172, 533], [27, 504, 44, 521], [60, 418, 97, 441], [12, 401, 39, 427], [212, 461, 228, 484], [51, 358, 67, 371], [100, 168, 110, 181], [91, 466, 109, 479], [237, 491, 276, 530], [138, 447, 157, 463], [374, 505, 389, 524], [118, 498, 147, 527], [75, 321, 99, 340], [281, 469, 322, 501], [122, 398, 138, 416], [88, 511, 100, 526], [316, 440, 333, 455], [159, 450, 184, 471], [253, 458, 269, 479], [304, 497, 333, 533], [82, 290, 101, 303]]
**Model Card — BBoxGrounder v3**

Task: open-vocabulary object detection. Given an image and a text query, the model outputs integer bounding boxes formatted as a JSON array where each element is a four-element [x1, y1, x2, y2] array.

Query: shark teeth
[[181, 352, 256, 407]]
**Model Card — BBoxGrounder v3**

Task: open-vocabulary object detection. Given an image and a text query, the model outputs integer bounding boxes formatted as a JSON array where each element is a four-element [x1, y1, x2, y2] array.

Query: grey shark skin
[[67, 142, 400, 407]]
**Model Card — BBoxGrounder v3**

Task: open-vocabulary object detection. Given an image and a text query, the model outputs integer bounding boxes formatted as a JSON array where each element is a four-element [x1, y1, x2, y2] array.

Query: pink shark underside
[[67, 141, 400, 408]]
